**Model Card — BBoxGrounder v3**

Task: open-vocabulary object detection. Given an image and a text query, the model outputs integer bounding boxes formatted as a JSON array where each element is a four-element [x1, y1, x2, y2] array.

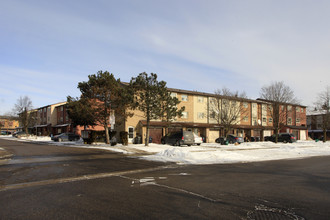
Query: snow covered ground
[[1, 135, 330, 165]]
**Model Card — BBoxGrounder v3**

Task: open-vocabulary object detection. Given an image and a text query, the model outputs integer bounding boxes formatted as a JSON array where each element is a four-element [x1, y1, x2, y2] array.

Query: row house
[[307, 113, 330, 140], [118, 88, 307, 144], [32, 102, 105, 136], [34, 102, 67, 136]]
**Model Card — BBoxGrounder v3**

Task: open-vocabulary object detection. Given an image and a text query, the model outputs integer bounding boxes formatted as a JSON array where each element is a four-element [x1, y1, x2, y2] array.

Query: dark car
[[161, 131, 194, 146], [12, 131, 27, 138], [52, 133, 80, 142], [216, 135, 244, 145], [266, 133, 297, 143], [1, 131, 12, 135]]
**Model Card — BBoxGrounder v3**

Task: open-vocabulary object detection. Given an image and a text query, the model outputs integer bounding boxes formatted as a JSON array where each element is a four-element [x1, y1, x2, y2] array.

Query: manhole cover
[[247, 204, 304, 220]]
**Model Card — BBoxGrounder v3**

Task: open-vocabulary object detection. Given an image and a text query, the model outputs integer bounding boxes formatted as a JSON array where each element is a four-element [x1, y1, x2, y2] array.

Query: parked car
[[1, 131, 12, 135], [215, 137, 226, 145], [250, 136, 260, 142], [216, 135, 244, 145], [12, 131, 26, 138], [193, 133, 203, 146], [52, 133, 80, 142], [161, 131, 194, 146], [266, 133, 297, 143]]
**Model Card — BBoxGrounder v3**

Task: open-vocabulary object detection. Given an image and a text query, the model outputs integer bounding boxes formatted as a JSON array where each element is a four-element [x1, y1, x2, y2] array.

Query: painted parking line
[[0, 165, 178, 192]]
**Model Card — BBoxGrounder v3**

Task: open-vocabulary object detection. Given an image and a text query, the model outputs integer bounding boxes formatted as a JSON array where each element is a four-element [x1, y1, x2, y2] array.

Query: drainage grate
[[247, 204, 305, 220]]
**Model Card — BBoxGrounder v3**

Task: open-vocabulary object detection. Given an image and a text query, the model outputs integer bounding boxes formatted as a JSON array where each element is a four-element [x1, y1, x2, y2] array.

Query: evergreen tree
[[66, 96, 96, 128], [130, 72, 182, 146], [158, 81, 184, 132], [70, 71, 134, 144]]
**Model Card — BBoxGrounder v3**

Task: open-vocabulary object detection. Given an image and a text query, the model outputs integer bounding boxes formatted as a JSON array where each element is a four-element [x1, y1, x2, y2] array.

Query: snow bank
[[1, 135, 330, 165]]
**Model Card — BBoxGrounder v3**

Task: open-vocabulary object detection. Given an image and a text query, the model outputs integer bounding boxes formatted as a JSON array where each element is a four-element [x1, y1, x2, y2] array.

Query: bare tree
[[314, 86, 330, 142], [259, 81, 299, 143], [13, 96, 34, 134], [209, 87, 248, 137]]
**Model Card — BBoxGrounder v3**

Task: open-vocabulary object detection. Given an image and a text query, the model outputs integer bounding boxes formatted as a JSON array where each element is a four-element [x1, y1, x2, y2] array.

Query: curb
[[0, 149, 13, 160]]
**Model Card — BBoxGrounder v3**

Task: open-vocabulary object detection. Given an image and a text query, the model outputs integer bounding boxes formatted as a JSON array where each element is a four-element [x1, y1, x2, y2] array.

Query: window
[[181, 94, 188, 101], [287, 105, 292, 111], [197, 112, 204, 119], [262, 117, 267, 123], [197, 96, 204, 103], [301, 108, 304, 113], [296, 118, 300, 123], [296, 107, 300, 112], [269, 118, 273, 123], [181, 112, 188, 119], [288, 117, 292, 125], [243, 116, 249, 122], [210, 98, 217, 104], [210, 111, 216, 119], [128, 127, 134, 139], [252, 103, 257, 108], [170, 92, 177, 98], [252, 117, 257, 125], [243, 102, 248, 108]]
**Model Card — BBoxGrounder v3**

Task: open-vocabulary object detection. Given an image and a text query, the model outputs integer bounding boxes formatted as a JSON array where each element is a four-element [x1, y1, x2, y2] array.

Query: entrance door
[[128, 127, 134, 144]]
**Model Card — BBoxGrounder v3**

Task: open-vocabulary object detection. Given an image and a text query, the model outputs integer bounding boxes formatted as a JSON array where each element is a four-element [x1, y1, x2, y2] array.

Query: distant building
[[0, 116, 19, 133], [307, 113, 330, 140]]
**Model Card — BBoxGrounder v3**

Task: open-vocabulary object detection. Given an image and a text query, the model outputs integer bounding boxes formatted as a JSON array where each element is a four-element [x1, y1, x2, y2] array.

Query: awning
[[52, 124, 70, 128], [35, 124, 50, 128]]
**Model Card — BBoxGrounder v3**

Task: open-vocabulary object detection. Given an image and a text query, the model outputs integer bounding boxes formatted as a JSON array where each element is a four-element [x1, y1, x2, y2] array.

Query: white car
[[193, 133, 203, 145]]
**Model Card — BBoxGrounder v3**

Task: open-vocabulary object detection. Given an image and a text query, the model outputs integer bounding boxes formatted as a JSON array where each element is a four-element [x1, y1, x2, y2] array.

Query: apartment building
[[0, 116, 19, 133], [28, 86, 307, 143], [119, 88, 307, 144]]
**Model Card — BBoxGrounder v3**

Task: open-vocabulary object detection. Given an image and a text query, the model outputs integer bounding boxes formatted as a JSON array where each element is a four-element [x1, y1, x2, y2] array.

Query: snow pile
[[141, 141, 330, 164], [19, 135, 52, 141]]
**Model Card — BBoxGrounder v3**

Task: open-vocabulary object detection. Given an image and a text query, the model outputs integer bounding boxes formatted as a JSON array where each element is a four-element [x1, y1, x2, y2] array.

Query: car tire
[[161, 140, 165, 145], [197, 143, 201, 146]]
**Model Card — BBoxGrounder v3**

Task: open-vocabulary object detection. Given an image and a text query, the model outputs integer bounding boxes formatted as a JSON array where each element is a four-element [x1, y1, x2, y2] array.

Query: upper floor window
[[269, 118, 273, 123], [243, 102, 248, 108], [170, 92, 177, 98], [296, 118, 300, 123], [197, 112, 204, 119], [287, 105, 292, 111], [197, 96, 204, 103], [181, 112, 188, 119], [243, 116, 249, 122], [262, 117, 267, 123], [301, 108, 304, 113], [296, 107, 300, 112], [181, 94, 188, 102], [210, 111, 216, 119], [288, 117, 292, 125], [252, 103, 257, 108]]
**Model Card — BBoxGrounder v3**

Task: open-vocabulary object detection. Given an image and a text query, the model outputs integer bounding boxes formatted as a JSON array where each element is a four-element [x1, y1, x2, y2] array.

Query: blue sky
[[1, 0, 330, 114]]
